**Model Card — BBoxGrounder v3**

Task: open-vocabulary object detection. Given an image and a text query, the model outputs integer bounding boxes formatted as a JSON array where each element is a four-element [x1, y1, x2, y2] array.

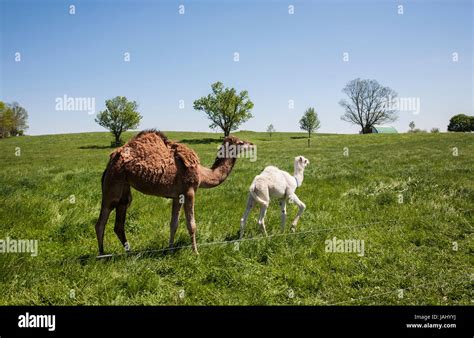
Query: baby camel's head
[[294, 155, 310, 171]]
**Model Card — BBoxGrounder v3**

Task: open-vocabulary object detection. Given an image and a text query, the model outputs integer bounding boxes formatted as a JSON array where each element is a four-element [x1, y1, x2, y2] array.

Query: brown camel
[[95, 130, 253, 256]]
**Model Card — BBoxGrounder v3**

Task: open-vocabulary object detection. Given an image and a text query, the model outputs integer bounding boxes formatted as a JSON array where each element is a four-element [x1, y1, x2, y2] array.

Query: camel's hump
[[133, 130, 201, 168], [172, 143, 200, 168], [134, 129, 169, 142], [111, 130, 201, 169]]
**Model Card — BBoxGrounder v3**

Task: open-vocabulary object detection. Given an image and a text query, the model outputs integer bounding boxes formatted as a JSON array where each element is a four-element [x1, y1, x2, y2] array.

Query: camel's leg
[[290, 194, 306, 231], [184, 190, 198, 254], [95, 169, 125, 255], [258, 204, 268, 236], [114, 185, 132, 252], [240, 194, 256, 239], [95, 205, 112, 256], [279, 199, 287, 231], [168, 198, 182, 252]]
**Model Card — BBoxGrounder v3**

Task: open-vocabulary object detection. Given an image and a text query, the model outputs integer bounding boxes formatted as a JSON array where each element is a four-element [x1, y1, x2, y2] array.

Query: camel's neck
[[293, 167, 305, 187], [199, 156, 237, 189]]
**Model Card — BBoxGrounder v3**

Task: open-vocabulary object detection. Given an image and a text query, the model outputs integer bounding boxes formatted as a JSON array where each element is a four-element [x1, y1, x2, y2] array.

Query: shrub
[[447, 114, 472, 132], [408, 128, 427, 133]]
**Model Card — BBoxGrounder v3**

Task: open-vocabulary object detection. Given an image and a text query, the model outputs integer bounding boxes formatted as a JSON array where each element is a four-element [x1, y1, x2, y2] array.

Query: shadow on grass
[[179, 138, 222, 145], [76, 239, 193, 264], [78, 145, 113, 150], [224, 232, 241, 242], [290, 136, 308, 140], [76, 254, 99, 265]]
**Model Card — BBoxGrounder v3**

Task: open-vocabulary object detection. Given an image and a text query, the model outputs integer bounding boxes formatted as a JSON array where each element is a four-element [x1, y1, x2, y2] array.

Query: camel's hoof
[[124, 242, 131, 252], [290, 226, 296, 233]]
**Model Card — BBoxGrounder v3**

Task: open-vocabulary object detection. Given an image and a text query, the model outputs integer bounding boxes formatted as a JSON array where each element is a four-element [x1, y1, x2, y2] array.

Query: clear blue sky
[[1, 0, 472, 135]]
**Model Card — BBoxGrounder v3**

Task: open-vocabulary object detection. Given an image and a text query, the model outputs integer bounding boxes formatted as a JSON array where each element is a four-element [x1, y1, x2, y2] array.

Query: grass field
[[0, 131, 472, 305]]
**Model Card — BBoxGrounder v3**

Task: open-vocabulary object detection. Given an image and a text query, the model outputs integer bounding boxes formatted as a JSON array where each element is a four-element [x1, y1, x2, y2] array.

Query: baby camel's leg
[[240, 194, 256, 239], [279, 199, 287, 230], [290, 194, 306, 231], [250, 181, 270, 236], [258, 204, 268, 236]]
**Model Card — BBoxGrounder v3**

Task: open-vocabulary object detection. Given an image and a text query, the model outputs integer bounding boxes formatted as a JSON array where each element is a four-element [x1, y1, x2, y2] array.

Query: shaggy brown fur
[[95, 129, 253, 255]]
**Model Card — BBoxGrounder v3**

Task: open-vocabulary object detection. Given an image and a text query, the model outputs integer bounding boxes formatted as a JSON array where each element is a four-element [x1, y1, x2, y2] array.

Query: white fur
[[240, 156, 309, 238]]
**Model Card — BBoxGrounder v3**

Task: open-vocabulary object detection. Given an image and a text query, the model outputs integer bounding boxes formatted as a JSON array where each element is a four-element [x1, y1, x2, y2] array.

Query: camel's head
[[294, 155, 310, 170], [222, 135, 254, 154]]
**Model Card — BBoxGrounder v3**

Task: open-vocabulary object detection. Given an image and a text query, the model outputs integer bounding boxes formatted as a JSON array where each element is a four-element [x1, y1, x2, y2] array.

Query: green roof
[[372, 126, 398, 134]]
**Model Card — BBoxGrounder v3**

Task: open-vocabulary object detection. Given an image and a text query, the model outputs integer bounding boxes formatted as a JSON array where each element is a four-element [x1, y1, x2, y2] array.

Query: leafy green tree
[[447, 114, 472, 132], [95, 96, 142, 146], [299, 107, 320, 138], [0, 101, 28, 138], [0, 102, 12, 138], [8, 102, 29, 136], [193, 82, 254, 136], [409, 121, 415, 131], [266, 124, 276, 137]]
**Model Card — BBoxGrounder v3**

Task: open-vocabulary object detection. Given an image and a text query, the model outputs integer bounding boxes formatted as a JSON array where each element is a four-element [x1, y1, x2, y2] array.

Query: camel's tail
[[100, 168, 107, 190], [249, 180, 268, 206], [100, 166, 109, 192], [100, 150, 122, 193]]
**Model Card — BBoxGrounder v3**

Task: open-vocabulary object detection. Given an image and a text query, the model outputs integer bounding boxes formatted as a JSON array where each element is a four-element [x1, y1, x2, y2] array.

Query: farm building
[[371, 125, 398, 134]]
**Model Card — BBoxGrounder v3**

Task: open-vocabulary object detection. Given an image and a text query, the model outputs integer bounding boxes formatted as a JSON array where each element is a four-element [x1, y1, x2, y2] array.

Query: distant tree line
[[0, 101, 29, 138], [408, 121, 439, 134], [408, 115, 474, 134], [79, 80, 474, 147]]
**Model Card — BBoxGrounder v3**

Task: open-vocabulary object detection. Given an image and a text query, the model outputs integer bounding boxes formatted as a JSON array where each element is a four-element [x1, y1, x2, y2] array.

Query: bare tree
[[339, 78, 398, 134]]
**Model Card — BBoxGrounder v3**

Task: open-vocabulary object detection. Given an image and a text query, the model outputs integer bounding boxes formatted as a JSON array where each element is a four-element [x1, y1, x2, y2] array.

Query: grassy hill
[[0, 131, 472, 305]]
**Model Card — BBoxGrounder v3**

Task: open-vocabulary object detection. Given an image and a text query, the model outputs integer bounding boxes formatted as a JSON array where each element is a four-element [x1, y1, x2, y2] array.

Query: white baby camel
[[240, 156, 309, 238]]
